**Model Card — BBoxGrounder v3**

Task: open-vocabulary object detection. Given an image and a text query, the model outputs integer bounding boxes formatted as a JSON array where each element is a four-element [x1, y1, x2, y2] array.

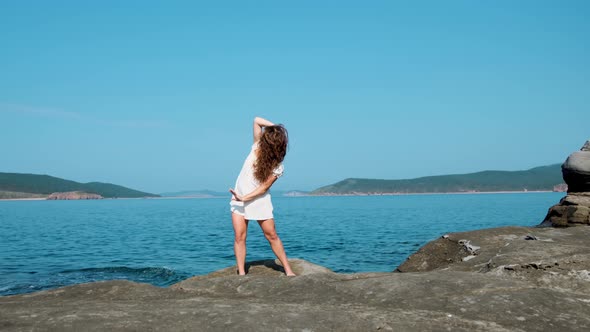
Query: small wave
[[58, 266, 189, 286], [61, 266, 175, 276], [0, 266, 191, 297], [1, 283, 48, 296]]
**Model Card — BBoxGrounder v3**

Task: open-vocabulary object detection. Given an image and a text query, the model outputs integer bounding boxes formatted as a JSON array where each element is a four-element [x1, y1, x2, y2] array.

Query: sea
[[0, 192, 563, 296]]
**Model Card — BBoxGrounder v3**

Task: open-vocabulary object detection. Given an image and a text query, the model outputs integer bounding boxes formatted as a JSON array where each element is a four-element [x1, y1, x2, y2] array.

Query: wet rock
[[395, 235, 470, 272]]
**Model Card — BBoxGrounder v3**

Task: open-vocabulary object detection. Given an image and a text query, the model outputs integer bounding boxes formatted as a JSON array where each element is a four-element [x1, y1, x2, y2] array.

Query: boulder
[[541, 193, 590, 226], [562, 140, 590, 193], [541, 140, 590, 227]]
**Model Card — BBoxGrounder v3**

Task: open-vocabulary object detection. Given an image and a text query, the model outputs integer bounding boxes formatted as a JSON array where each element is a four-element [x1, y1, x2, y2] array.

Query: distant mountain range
[[311, 164, 565, 195], [162, 165, 565, 198], [0, 172, 158, 199], [1, 164, 565, 200]]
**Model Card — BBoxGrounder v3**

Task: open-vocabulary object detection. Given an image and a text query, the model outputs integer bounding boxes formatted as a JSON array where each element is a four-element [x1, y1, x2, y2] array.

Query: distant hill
[[0, 172, 158, 199], [311, 164, 564, 195]]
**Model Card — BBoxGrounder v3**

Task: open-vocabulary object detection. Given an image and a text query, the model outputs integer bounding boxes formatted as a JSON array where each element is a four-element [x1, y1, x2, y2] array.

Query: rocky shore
[[1, 141, 589, 331], [46, 191, 103, 200], [1, 225, 589, 331]]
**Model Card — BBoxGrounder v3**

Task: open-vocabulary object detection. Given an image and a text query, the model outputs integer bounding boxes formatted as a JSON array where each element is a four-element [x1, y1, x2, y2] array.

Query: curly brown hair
[[254, 124, 289, 183]]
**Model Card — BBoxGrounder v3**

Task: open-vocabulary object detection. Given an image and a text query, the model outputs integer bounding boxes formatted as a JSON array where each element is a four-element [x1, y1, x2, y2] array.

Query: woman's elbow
[[261, 185, 272, 194], [261, 182, 274, 194]]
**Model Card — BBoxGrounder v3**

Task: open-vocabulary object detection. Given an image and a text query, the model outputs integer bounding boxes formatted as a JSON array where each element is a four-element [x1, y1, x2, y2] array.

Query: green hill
[[311, 164, 564, 195], [0, 172, 159, 199]]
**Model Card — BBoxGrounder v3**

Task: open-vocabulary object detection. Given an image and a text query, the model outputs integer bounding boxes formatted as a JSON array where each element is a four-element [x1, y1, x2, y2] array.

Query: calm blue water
[[0, 193, 562, 296]]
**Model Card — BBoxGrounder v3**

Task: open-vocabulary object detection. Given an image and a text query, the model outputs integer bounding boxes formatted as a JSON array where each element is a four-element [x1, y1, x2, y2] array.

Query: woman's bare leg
[[232, 212, 248, 275], [257, 218, 296, 276]]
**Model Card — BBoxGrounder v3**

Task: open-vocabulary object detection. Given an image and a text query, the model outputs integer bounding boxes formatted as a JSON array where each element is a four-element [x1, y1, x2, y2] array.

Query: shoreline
[[0, 197, 47, 201], [0, 190, 562, 201], [307, 190, 560, 197], [0, 196, 227, 202]]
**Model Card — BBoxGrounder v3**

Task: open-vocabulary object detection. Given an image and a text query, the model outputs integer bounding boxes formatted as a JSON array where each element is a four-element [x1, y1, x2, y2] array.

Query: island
[[311, 164, 565, 195], [0, 172, 158, 199]]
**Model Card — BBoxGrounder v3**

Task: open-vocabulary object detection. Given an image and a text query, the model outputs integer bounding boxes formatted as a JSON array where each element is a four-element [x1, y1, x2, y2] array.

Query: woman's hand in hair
[[254, 117, 274, 127], [253, 117, 275, 142]]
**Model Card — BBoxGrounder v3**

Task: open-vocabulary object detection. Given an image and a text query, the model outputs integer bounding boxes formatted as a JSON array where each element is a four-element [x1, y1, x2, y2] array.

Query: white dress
[[230, 142, 284, 220]]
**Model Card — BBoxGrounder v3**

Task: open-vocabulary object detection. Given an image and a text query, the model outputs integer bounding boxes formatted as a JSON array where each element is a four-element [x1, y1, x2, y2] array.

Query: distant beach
[[0, 190, 562, 202], [0, 197, 46, 201], [309, 190, 557, 197]]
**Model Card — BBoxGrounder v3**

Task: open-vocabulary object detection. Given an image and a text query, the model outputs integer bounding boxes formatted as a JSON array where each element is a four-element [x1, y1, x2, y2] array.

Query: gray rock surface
[[2, 227, 590, 331], [541, 193, 590, 226], [542, 140, 590, 226], [562, 140, 590, 193]]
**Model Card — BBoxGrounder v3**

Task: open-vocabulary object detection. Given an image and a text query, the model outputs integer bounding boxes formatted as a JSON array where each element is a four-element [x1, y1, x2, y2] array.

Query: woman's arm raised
[[253, 116, 275, 143]]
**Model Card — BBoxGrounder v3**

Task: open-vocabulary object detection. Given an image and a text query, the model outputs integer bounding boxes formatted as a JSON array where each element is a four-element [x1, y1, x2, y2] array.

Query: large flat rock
[[2, 227, 590, 331], [398, 226, 590, 281]]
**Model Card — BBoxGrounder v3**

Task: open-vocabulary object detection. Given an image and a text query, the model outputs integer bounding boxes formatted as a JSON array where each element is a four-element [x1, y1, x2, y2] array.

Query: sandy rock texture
[[2, 226, 590, 332], [542, 193, 590, 226]]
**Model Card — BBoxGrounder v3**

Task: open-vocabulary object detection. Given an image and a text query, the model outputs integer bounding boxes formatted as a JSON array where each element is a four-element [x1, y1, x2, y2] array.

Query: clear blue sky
[[1, 1, 588, 193]]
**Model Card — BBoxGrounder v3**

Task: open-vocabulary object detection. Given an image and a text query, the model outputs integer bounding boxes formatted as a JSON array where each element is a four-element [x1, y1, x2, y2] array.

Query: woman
[[229, 117, 296, 276]]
